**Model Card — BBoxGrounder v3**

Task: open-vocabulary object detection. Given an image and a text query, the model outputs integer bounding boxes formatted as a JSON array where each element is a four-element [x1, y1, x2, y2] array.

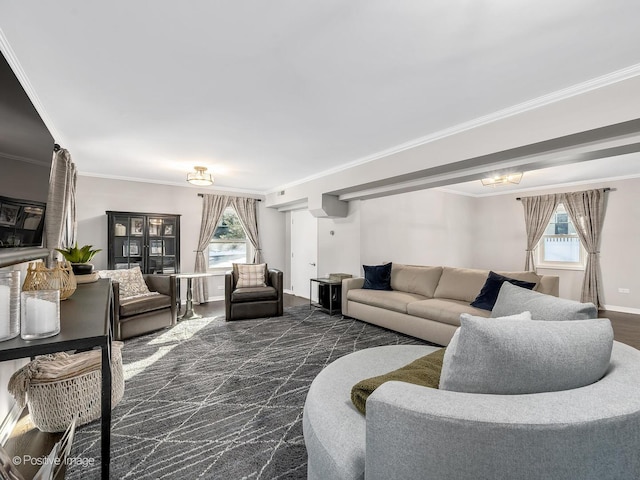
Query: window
[[536, 203, 585, 270], [208, 207, 250, 270]]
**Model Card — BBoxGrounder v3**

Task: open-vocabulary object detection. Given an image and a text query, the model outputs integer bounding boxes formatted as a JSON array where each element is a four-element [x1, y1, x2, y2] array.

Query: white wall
[[75, 176, 286, 300], [317, 200, 361, 278], [472, 177, 640, 310], [360, 189, 476, 269], [289, 190, 475, 289]]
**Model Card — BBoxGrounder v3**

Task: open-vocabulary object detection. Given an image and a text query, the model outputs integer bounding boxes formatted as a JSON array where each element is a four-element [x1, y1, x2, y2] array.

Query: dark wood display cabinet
[[106, 211, 180, 274]]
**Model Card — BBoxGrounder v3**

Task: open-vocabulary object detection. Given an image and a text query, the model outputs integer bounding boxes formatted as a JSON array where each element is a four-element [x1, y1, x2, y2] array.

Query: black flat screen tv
[[0, 50, 53, 253]]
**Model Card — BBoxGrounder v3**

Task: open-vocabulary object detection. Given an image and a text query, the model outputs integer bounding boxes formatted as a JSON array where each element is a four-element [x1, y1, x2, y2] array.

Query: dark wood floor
[[603, 309, 640, 350], [201, 295, 640, 349]]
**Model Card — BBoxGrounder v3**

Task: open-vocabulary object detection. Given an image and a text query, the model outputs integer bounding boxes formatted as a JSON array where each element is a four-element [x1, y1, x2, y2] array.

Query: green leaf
[[55, 243, 102, 263]]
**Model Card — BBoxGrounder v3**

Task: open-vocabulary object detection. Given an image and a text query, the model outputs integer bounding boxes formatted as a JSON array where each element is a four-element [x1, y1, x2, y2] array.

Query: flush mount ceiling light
[[481, 172, 523, 187], [187, 166, 213, 186]]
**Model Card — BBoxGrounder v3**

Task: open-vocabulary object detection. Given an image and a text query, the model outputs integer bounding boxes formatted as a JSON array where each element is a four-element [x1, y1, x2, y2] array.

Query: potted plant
[[55, 243, 102, 275]]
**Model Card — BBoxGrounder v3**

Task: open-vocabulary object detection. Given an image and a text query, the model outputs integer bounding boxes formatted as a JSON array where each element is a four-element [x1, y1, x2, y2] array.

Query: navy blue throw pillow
[[362, 262, 393, 290], [471, 271, 537, 311]]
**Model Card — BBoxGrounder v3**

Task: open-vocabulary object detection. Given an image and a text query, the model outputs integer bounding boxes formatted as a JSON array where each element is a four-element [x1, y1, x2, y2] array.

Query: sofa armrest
[[142, 274, 177, 325], [268, 269, 284, 315], [143, 274, 173, 295], [341, 277, 365, 316], [225, 270, 234, 320], [537, 275, 559, 296], [268, 269, 283, 293], [111, 280, 121, 339]]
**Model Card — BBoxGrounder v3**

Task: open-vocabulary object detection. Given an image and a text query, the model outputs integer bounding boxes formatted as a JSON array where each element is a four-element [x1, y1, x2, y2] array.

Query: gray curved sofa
[[303, 342, 640, 480]]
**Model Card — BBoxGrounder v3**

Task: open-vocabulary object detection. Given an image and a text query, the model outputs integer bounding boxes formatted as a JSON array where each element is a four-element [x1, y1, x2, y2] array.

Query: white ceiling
[[1, 1, 640, 194], [438, 154, 640, 197]]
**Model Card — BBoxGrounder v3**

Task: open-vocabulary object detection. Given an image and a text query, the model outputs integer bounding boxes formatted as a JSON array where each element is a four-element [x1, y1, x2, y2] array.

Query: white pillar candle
[[0, 285, 10, 339], [21, 290, 60, 340]]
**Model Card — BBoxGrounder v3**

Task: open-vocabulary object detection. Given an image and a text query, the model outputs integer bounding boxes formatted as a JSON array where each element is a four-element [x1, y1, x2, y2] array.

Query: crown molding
[[0, 150, 50, 167], [0, 28, 64, 145], [77, 171, 266, 197], [268, 63, 640, 195]]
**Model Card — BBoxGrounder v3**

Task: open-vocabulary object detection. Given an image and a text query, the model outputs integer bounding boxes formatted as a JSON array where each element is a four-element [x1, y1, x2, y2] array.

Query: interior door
[[291, 209, 318, 300]]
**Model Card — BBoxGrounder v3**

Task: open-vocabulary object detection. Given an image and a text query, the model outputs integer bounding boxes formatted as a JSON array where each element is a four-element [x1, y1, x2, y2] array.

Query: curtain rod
[[197, 193, 262, 201], [516, 187, 611, 201]]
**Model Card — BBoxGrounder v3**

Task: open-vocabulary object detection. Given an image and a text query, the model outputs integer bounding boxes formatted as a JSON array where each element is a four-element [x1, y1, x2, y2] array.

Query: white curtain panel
[[193, 194, 229, 303], [562, 188, 607, 307], [229, 196, 263, 263], [44, 148, 77, 263], [521, 193, 561, 271]]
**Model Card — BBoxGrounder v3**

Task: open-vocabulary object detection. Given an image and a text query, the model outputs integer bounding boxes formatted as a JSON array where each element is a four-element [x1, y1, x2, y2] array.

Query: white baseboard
[[603, 304, 640, 315], [284, 289, 294, 295]]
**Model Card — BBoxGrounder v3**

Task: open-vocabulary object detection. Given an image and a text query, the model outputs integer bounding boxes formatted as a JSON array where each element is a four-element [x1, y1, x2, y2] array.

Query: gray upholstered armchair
[[225, 267, 283, 321], [112, 274, 177, 340]]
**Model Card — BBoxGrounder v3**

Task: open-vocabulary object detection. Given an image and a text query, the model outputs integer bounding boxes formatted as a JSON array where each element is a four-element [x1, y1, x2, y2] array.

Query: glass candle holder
[[21, 289, 60, 340], [0, 271, 20, 342]]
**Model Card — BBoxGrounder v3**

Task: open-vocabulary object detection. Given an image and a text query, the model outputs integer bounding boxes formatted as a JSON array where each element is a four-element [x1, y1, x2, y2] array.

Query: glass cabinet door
[[112, 215, 144, 270], [147, 217, 177, 274]]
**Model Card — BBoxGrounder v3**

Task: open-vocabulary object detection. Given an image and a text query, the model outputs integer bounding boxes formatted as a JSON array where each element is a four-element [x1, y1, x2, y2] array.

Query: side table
[[175, 272, 214, 320], [309, 278, 343, 316]]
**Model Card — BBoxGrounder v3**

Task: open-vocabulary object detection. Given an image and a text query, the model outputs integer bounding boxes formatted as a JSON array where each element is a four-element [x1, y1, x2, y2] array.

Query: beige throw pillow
[[97, 266, 151, 298], [236, 263, 267, 288]]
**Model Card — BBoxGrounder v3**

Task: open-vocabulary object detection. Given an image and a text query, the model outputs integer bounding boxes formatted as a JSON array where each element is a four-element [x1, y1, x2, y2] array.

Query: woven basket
[[9, 342, 125, 433], [22, 261, 77, 301]]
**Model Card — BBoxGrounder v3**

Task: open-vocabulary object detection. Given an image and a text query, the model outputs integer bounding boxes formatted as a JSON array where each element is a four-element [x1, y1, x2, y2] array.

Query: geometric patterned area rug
[[67, 305, 430, 479]]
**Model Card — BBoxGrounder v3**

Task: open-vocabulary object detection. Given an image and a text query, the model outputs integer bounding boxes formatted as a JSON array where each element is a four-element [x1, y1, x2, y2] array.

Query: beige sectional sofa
[[342, 264, 559, 346]]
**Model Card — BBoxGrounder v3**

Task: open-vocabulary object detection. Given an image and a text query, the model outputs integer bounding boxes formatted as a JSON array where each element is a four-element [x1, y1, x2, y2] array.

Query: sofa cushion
[[439, 314, 613, 394], [235, 263, 267, 288], [495, 270, 541, 287], [491, 282, 598, 320], [363, 262, 392, 290], [471, 271, 537, 311], [407, 298, 490, 326], [119, 292, 168, 317], [433, 267, 489, 303], [390, 265, 443, 298], [231, 286, 277, 302], [347, 289, 426, 314], [97, 266, 151, 298]]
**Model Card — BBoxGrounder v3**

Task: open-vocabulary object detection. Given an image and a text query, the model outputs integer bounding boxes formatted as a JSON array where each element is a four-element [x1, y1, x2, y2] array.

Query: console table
[[0, 279, 113, 480]]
